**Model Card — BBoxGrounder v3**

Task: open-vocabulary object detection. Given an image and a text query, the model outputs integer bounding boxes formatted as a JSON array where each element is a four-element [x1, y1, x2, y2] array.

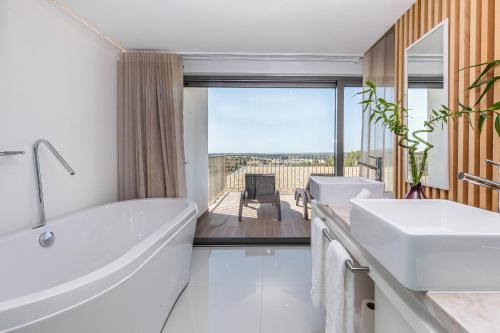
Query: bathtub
[[0, 198, 198, 333]]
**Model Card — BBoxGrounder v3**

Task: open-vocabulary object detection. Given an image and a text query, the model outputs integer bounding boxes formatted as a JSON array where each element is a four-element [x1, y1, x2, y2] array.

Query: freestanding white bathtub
[[0, 198, 197, 333]]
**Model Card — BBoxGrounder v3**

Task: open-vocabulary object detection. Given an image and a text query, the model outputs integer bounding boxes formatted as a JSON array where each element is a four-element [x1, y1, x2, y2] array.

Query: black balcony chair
[[294, 173, 335, 220], [239, 174, 281, 222]]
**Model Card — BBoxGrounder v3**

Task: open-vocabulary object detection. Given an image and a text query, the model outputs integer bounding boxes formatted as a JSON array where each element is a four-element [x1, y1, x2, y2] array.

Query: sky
[[208, 87, 363, 154]]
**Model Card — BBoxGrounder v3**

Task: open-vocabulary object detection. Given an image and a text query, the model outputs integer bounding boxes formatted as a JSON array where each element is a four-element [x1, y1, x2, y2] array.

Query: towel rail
[[0, 151, 25, 156], [321, 224, 370, 274]]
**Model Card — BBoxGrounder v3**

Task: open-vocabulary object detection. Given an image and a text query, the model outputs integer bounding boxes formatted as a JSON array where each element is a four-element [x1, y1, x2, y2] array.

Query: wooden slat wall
[[495, 1, 500, 208], [394, 0, 499, 211]]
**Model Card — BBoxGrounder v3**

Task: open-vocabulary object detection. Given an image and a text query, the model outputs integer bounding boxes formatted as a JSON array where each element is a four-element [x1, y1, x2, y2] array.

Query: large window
[[208, 87, 336, 192], [184, 76, 362, 243]]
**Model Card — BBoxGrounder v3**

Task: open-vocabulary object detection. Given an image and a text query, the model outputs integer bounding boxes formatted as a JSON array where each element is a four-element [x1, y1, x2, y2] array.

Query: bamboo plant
[[359, 60, 500, 188]]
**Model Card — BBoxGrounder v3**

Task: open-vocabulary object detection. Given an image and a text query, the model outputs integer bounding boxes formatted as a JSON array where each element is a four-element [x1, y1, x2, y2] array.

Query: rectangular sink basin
[[309, 176, 385, 205], [350, 199, 500, 291]]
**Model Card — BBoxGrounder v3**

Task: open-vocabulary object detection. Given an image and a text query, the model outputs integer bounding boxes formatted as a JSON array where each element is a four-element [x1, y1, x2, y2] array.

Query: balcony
[[195, 153, 362, 242]]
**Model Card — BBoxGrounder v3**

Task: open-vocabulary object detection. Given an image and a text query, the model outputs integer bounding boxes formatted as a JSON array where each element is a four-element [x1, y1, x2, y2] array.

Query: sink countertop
[[324, 203, 500, 333]]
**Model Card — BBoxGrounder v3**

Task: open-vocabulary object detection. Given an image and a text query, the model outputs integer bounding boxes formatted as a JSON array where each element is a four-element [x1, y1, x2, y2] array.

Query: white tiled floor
[[162, 246, 325, 333]]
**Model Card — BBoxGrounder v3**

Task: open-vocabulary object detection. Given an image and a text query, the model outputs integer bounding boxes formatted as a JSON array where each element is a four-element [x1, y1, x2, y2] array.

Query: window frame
[[184, 75, 363, 176]]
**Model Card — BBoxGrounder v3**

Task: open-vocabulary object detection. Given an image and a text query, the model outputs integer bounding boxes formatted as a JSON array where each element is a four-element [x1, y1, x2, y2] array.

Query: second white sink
[[309, 176, 385, 205], [350, 199, 500, 291]]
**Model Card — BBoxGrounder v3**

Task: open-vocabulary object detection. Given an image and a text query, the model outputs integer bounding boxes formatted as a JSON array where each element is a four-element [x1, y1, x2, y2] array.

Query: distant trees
[[217, 151, 361, 170], [344, 151, 361, 167]]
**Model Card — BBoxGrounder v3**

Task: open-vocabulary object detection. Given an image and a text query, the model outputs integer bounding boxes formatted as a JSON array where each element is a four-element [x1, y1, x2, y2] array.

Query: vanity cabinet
[[375, 286, 416, 333]]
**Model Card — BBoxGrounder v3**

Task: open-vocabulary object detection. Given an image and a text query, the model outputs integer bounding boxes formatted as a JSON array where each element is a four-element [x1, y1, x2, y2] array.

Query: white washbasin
[[309, 176, 385, 205], [350, 199, 500, 291]]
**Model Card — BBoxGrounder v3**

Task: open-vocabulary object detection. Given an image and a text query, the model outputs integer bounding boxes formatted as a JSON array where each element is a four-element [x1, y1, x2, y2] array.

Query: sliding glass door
[[184, 76, 361, 245]]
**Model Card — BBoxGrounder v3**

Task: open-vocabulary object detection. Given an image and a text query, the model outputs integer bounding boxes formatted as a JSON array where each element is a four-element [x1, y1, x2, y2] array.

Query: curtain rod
[[126, 51, 363, 63]]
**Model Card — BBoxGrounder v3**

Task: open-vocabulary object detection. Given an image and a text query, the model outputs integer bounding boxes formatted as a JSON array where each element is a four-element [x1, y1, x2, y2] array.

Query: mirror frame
[[403, 18, 449, 190]]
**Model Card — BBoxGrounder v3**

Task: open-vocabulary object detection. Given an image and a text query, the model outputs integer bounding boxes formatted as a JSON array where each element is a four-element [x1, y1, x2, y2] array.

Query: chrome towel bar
[[0, 151, 25, 156], [321, 221, 370, 274]]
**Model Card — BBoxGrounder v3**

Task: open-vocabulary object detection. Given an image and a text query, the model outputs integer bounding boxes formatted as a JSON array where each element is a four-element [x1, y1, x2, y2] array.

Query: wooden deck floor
[[195, 191, 311, 240]]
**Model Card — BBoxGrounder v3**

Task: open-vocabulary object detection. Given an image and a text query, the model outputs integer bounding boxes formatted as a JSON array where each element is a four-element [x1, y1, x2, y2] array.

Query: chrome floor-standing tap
[[33, 139, 76, 228], [357, 155, 384, 182]]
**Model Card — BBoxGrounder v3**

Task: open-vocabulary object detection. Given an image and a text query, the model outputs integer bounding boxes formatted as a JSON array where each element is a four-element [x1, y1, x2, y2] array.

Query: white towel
[[356, 189, 372, 199], [311, 217, 328, 308], [325, 240, 355, 333]]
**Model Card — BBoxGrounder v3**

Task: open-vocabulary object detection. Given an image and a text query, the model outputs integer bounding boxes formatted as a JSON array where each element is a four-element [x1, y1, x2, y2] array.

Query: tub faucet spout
[[458, 159, 500, 213], [33, 139, 75, 228]]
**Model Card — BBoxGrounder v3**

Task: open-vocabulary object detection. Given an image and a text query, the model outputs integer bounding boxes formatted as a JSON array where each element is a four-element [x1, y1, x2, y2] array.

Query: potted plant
[[359, 60, 500, 199]]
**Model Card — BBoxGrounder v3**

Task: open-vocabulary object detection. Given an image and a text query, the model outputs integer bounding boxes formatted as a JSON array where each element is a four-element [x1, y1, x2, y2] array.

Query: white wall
[[0, 0, 119, 236], [183, 88, 209, 217]]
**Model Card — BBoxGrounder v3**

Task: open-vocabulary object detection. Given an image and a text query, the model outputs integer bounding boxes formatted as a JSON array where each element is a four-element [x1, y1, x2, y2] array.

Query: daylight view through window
[[207, 87, 363, 203]]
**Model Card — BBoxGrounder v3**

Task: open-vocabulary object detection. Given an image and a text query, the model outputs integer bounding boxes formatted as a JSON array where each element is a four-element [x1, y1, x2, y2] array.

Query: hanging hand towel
[[311, 217, 328, 308], [325, 240, 355, 333]]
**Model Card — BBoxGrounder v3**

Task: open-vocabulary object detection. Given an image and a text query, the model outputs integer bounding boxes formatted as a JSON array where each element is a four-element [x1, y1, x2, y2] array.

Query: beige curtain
[[361, 27, 395, 191], [118, 52, 186, 200]]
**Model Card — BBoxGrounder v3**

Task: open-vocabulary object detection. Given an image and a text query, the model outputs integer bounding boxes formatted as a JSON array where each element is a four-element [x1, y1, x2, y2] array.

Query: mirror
[[405, 19, 449, 190]]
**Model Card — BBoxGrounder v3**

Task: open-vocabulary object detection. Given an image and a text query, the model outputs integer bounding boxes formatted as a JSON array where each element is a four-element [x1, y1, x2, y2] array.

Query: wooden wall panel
[[458, 0, 470, 204], [394, 0, 499, 211], [493, 0, 500, 212], [479, 0, 495, 210], [468, 0, 482, 207]]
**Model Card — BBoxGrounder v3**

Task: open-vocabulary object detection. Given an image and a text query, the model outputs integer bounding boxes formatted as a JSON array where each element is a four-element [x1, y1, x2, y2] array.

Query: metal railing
[[223, 153, 335, 191], [208, 155, 226, 202], [208, 153, 362, 202]]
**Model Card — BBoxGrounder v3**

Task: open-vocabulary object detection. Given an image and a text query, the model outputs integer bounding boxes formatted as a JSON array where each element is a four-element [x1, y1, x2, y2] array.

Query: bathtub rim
[[0, 198, 195, 244]]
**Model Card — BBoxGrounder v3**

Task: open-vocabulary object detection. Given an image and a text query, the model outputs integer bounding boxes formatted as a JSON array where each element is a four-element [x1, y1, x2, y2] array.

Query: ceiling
[[58, 0, 415, 55]]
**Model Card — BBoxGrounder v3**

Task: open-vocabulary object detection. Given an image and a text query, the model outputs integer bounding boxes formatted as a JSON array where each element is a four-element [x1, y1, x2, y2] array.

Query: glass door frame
[[333, 79, 363, 176], [184, 75, 362, 245], [185, 75, 363, 177]]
